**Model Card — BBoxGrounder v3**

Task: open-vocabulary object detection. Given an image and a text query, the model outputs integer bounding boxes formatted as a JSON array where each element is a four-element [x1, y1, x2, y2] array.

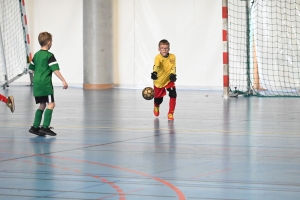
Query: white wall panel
[[15, 0, 222, 89], [112, 0, 135, 87], [15, 0, 83, 87], [114, 0, 223, 89]]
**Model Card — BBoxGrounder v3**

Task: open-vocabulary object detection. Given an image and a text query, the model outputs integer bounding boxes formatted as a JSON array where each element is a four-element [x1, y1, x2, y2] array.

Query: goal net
[[228, 0, 300, 97], [0, 0, 30, 89]]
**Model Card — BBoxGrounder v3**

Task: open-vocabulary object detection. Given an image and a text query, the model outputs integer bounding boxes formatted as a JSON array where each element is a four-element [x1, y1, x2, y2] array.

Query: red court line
[[18, 159, 126, 200], [0, 150, 186, 199], [90, 175, 125, 200], [43, 155, 186, 200]]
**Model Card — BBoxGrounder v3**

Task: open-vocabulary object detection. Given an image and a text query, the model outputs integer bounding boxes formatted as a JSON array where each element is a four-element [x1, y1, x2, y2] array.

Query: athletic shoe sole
[[29, 129, 46, 136], [39, 129, 57, 136]]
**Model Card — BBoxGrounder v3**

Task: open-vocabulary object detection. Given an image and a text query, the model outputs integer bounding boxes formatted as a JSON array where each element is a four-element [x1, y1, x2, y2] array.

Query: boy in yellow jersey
[[0, 94, 15, 112], [151, 39, 177, 120], [28, 32, 68, 136]]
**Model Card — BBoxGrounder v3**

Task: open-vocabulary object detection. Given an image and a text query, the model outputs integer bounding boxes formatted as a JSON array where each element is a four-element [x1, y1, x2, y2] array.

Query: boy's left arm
[[169, 55, 177, 82], [53, 70, 68, 89]]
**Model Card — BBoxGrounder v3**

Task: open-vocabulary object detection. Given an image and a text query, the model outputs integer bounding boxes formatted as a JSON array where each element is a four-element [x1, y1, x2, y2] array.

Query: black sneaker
[[39, 127, 57, 136], [29, 126, 46, 136]]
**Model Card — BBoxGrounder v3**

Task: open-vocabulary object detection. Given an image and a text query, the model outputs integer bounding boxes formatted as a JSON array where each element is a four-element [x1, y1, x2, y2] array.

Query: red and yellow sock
[[0, 94, 7, 103], [169, 97, 176, 114]]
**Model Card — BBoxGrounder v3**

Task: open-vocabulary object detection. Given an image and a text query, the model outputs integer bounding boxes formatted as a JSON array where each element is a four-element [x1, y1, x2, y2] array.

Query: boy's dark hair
[[158, 39, 170, 47], [38, 32, 52, 46]]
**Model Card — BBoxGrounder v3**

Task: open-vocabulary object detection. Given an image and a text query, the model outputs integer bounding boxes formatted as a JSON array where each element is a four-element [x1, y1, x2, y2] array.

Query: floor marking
[[0, 151, 186, 199], [19, 159, 126, 200], [97, 188, 143, 200], [42, 155, 186, 200], [192, 168, 231, 179], [1, 123, 299, 135]]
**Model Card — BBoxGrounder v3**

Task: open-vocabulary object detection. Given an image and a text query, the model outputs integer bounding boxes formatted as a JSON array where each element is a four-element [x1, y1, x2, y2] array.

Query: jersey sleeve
[[170, 55, 176, 74], [29, 57, 35, 71], [153, 56, 160, 72], [48, 54, 60, 71]]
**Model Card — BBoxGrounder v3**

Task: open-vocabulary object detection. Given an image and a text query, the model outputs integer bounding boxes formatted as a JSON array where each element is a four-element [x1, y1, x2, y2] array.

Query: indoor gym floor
[[0, 86, 300, 200]]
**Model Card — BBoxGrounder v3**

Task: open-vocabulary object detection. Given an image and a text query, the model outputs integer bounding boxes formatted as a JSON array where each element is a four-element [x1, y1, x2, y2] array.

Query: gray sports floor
[[0, 86, 300, 199]]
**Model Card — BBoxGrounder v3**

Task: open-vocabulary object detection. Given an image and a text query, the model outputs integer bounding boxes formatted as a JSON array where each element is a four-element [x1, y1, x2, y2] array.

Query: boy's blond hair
[[38, 32, 52, 47], [158, 39, 170, 47]]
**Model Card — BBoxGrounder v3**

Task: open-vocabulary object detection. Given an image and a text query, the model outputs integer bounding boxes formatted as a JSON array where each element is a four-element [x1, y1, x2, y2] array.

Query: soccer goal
[[0, 0, 31, 89], [225, 0, 300, 97]]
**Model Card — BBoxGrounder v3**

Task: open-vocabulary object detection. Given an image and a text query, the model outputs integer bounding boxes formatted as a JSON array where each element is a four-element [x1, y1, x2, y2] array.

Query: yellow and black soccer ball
[[142, 87, 154, 100]]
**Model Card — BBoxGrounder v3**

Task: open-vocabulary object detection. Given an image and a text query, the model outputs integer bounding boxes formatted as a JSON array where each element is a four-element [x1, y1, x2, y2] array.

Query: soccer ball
[[142, 87, 154, 100]]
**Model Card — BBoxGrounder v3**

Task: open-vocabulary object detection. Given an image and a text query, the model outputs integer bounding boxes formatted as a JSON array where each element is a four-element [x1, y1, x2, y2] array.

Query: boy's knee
[[47, 102, 55, 109], [167, 87, 177, 98], [154, 97, 163, 105], [39, 103, 46, 110]]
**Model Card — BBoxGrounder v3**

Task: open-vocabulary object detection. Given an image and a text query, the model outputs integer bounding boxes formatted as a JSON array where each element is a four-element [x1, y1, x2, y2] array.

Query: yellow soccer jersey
[[153, 53, 176, 88]]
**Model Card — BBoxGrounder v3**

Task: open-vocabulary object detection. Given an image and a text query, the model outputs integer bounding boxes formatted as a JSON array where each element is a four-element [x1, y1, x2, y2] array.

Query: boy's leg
[[154, 97, 163, 116], [33, 103, 46, 127], [29, 102, 46, 136], [0, 94, 7, 103], [42, 107, 53, 128], [166, 84, 177, 120], [168, 97, 176, 119], [153, 86, 166, 117], [39, 100, 57, 136]]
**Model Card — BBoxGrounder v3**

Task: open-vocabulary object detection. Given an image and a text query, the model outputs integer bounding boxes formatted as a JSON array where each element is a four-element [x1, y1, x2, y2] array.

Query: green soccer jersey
[[29, 50, 60, 97]]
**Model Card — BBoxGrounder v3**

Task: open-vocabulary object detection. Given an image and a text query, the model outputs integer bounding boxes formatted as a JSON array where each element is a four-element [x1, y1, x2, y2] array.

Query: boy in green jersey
[[28, 32, 68, 136]]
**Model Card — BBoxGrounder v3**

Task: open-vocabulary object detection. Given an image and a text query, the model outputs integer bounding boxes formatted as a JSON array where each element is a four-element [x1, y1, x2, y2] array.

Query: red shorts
[[154, 82, 175, 98]]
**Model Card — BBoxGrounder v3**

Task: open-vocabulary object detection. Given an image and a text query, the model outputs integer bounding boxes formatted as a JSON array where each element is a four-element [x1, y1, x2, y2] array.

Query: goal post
[[0, 0, 31, 89], [226, 0, 300, 97], [222, 0, 229, 99]]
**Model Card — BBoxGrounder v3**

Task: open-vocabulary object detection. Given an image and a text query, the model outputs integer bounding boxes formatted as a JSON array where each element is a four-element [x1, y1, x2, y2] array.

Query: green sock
[[42, 109, 53, 128], [33, 109, 44, 128]]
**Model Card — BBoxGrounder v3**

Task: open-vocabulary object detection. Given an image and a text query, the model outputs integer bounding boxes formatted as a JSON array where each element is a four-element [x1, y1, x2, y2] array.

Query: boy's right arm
[[29, 57, 35, 71], [151, 57, 160, 80], [151, 70, 158, 80], [53, 70, 68, 89]]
